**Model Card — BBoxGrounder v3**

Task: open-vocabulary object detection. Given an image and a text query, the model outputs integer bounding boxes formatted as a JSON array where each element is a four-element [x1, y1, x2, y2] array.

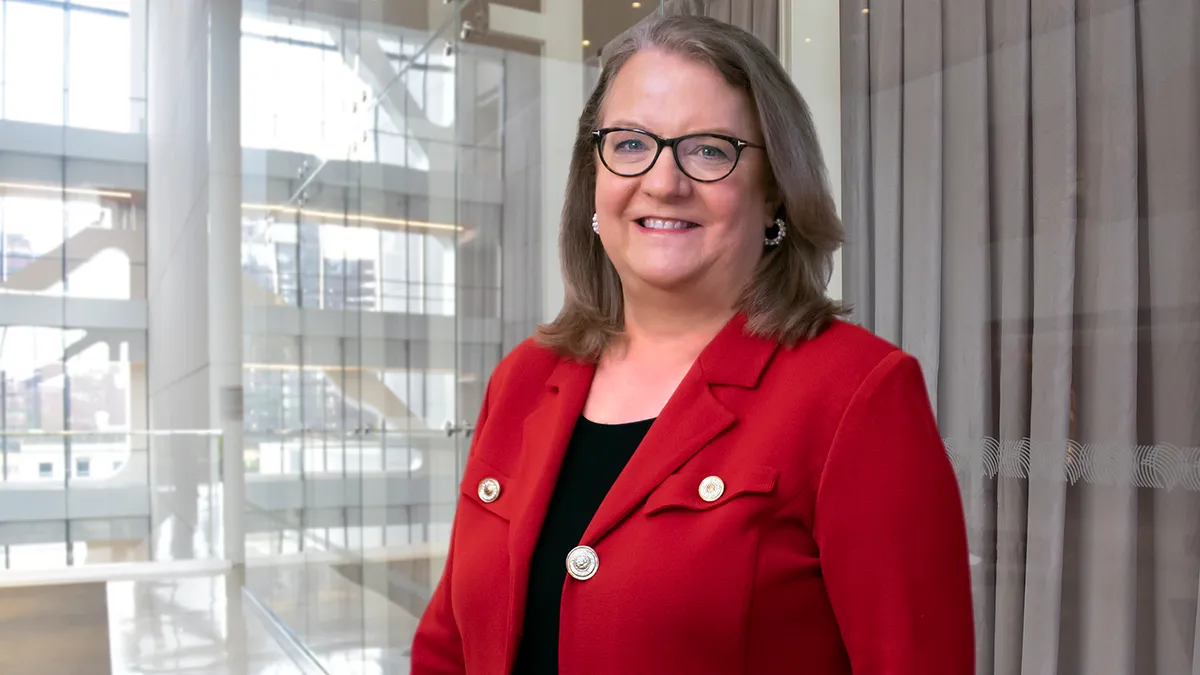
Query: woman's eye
[[693, 145, 729, 160], [615, 139, 647, 152]]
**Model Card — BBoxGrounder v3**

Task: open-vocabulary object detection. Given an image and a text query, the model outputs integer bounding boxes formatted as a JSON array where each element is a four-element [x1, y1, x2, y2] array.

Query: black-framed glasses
[[592, 127, 765, 183]]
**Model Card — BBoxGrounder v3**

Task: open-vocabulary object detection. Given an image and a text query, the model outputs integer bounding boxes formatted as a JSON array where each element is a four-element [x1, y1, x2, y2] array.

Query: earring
[[764, 217, 787, 246], [592, 212, 600, 234]]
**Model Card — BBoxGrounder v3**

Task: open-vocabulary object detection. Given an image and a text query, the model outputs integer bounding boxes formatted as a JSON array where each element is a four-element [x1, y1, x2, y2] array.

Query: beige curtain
[[605, 0, 779, 56], [840, 1, 1200, 674]]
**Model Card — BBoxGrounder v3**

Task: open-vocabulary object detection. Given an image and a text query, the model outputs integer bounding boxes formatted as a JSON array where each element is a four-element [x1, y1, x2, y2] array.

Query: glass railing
[[242, 427, 461, 562], [0, 426, 463, 576], [0, 429, 223, 572]]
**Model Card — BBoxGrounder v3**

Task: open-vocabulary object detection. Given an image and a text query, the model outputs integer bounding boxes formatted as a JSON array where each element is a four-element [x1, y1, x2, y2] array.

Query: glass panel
[[0, 156, 146, 300], [66, 7, 133, 131], [0, 0, 149, 576], [3, 2, 65, 125], [236, 0, 663, 669]]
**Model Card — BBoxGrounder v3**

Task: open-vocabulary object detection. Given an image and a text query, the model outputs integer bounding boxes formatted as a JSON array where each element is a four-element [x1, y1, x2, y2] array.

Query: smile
[[637, 218, 699, 230]]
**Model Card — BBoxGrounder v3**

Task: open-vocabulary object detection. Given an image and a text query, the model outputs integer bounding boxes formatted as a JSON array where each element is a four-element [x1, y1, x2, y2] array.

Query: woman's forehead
[[601, 51, 759, 139]]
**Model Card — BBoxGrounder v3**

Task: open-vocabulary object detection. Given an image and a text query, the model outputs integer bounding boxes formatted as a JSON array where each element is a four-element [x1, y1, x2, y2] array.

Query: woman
[[413, 15, 974, 675]]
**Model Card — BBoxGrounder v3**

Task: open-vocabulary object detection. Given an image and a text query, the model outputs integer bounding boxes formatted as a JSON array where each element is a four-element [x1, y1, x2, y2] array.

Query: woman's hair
[[535, 14, 846, 361]]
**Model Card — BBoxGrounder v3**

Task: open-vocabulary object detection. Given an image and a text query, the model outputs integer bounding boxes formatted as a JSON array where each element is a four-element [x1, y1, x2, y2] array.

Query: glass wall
[[236, 0, 663, 670], [0, 0, 150, 569]]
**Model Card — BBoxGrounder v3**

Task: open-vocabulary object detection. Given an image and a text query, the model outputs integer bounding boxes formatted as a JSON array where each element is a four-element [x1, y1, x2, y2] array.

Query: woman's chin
[[623, 265, 704, 295]]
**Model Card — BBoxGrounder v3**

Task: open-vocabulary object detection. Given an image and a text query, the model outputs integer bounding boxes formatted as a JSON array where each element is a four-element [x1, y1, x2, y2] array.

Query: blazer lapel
[[580, 313, 780, 547], [504, 355, 594, 669]]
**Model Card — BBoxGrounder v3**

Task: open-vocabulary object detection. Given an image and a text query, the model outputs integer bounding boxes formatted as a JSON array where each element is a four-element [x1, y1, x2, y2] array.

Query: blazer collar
[[501, 313, 779, 671], [693, 311, 779, 388]]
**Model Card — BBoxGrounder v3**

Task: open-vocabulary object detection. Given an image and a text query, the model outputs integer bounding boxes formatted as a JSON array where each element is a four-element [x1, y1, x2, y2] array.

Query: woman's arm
[[814, 350, 975, 674], [410, 379, 494, 674]]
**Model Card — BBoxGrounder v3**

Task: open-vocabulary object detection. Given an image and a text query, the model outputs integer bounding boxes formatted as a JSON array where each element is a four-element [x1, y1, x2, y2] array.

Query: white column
[[209, 0, 245, 564], [538, 1, 584, 322], [489, 1, 585, 323], [780, 1, 842, 302]]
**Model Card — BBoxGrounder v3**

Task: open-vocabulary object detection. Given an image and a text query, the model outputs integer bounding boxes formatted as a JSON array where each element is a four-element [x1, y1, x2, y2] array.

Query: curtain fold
[[841, 0, 1200, 673]]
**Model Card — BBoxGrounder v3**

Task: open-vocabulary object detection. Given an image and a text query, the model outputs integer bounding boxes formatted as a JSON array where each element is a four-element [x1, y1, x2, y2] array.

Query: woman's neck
[[615, 290, 738, 364]]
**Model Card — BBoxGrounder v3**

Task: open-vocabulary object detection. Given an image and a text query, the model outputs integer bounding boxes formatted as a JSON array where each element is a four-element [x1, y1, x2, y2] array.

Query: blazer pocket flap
[[460, 454, 518, 521], [645, 464, 779, 515]]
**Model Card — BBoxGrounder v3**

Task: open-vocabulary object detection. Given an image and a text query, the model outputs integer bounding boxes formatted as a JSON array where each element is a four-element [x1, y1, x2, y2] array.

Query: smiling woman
[[411, 14, 975, 675], [544, 15, 844, 362]]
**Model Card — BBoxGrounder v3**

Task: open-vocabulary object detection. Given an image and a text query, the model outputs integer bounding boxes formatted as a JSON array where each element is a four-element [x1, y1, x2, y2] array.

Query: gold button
[[477, 477, 501, 503], [566, 545, 599, 581], [699, 475, 725, 502]]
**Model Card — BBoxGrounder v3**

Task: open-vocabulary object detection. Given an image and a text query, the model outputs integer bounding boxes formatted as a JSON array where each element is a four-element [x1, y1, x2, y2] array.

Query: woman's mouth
[[637, 218, 700, 230]]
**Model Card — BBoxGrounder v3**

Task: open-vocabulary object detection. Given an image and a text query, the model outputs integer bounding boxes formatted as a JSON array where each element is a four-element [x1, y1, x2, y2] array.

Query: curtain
[[605, 0, 779, 56], [840, 1, 1200, 674]]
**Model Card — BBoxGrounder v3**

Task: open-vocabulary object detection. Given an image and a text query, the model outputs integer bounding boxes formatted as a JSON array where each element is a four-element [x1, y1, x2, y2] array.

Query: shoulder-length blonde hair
[[535, 15, 846, 361]]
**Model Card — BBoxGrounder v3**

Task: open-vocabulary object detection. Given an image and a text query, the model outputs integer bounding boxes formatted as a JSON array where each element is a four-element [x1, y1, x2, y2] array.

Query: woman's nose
[[638, 150, 691, 199]]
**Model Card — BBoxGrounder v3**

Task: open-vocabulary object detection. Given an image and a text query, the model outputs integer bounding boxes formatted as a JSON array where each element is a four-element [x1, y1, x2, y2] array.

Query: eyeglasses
[[592, 127, 765, 183]]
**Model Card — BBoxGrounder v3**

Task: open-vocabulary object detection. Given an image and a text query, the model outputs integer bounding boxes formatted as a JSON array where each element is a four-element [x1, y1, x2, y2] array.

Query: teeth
[[640, 218, 694, 230]]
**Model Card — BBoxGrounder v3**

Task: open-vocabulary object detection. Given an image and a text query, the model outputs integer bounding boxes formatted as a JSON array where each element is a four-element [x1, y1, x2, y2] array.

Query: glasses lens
[[600, 130, 658, 176], [677, 135, 738, 181]]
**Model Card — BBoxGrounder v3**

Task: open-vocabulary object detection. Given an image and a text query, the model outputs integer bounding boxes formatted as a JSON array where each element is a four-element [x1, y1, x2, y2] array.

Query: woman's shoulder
[[769, 318, 920, 399], [783, 317, 901, 363]]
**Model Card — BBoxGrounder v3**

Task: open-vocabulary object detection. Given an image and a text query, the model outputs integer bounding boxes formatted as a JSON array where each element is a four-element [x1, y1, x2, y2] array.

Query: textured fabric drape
[[840, 1, 1200, 674], [605, 0, 779, 56]]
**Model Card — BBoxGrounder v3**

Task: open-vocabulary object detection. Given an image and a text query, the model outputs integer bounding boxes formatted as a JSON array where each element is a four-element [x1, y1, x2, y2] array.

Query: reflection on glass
[[241, 209, 457, 315], [0, 326, 141, 482], [0, 0, 140, 132], [241, 17, 471, 170], [0, 187, 142, 300], [241, 18, 371, 162]]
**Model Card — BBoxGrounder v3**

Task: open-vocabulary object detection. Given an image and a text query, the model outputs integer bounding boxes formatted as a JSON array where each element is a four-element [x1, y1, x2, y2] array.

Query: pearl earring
[[765, 218, 787, 246], [592, 212, 600, 234]]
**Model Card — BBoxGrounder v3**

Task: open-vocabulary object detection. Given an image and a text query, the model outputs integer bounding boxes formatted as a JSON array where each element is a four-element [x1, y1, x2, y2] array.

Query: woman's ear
[[764, 181, 783, 220], [769, 201, 785, 222]]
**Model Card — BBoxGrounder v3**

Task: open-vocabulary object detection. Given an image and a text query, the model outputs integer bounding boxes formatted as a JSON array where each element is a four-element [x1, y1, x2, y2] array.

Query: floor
[[0, 571, 305, 675], [0, 581, 112, 675], [110, 571, 306, 675], [0, 550, 443, 675]]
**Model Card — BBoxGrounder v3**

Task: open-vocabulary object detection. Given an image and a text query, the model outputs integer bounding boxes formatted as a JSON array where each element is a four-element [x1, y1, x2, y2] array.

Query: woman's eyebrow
[[602, 120, 746, 138]]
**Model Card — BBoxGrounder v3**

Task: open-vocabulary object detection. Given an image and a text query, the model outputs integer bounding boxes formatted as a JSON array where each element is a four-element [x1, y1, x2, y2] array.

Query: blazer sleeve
[[813, 350, 975, 675], [410, 376, 494, 674]]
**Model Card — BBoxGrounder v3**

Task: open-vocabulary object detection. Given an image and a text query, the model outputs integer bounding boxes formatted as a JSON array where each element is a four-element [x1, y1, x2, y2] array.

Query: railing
[[240, 428, 463, 562]]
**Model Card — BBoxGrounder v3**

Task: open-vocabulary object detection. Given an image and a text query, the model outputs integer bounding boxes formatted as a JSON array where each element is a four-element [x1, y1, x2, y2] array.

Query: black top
[[511, 415, 655, 675]]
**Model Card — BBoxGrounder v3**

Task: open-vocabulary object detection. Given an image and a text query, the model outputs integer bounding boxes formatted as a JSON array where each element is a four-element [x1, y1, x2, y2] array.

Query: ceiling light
[[241, 204, 463, 233], [582, 39, 591, 47], [862, 8, 870, 13], [632, 1, 642, 7], [0, 181, 133, 200]]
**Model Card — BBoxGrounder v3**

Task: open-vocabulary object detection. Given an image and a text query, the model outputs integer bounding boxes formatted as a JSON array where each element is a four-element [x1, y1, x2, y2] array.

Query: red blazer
[[412, 316, 974, 675]]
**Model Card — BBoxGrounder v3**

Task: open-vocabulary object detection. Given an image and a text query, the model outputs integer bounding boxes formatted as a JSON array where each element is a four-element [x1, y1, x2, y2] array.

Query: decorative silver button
[[566, 545, 599, 581], [699, 475, 725, 502], [477, 477, 501, 503]]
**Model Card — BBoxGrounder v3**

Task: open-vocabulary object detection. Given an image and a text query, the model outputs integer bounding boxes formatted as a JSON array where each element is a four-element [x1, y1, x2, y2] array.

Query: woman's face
[[594, 49, 775, 300]]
